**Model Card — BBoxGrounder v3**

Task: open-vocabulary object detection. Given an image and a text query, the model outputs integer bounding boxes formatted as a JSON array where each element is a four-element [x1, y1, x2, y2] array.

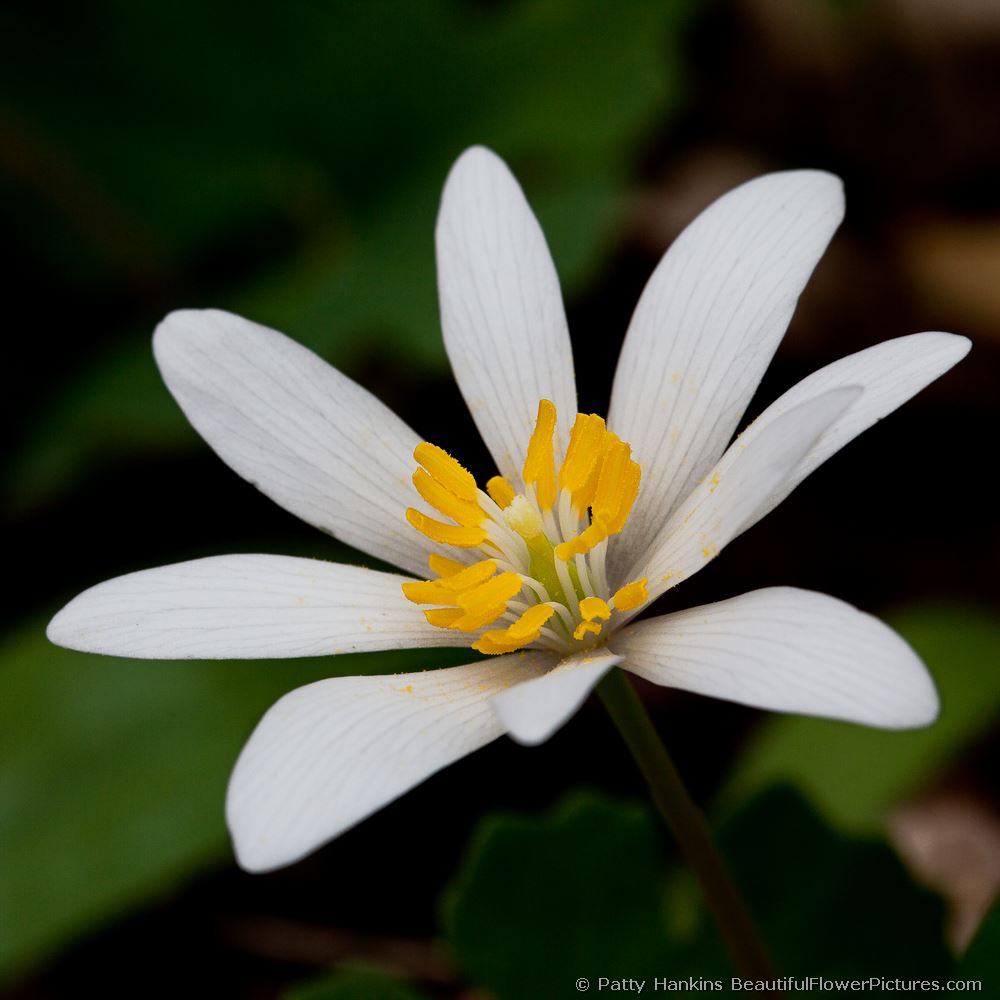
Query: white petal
[[154, 309, 432, 577], [436, 146, 577, 483], [608, 170, 844, 578], [734, 332, 971, 536], [490, 647, 623, 746], [624, 386, 861, 604], [46, 555, 466, 659], [227, 652, 554, 871], [617, 587, 938, 729]]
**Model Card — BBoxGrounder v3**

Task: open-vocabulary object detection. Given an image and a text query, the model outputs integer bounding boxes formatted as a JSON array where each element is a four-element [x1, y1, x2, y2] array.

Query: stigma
[[402, 400, 648, 654]]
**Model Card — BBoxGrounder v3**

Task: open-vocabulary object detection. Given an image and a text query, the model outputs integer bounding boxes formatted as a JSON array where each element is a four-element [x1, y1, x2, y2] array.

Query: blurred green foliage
[[725, 606, 1000, 830], [716, 787, 949, 979], [285, 967, 432, 1000], [0, 625, 470, 980], [443, 792, 675, 996], [443, 786, 951, 998], [1, 0, 693, 511]]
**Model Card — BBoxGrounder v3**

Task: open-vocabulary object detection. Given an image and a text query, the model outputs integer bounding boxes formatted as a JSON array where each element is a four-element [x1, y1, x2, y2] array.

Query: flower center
[[402, 400, 648, 655]]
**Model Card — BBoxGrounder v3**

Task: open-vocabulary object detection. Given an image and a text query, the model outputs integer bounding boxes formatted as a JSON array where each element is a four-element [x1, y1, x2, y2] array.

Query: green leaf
[[284, 967, 433, 1000], [0, 619, 471, 982], [5, 0, 696, 510], [443, 791, 675, 998], [443, 787, 950, 996], [717, 787, 950, 979], [723, 606, 1000, 830]]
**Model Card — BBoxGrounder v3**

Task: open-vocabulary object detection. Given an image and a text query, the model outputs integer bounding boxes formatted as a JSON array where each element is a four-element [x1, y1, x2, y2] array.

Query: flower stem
[[596, 667, 776, 981]]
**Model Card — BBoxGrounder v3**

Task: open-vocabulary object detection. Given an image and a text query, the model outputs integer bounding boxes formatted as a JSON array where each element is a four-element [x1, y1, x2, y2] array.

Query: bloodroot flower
[[48, 147, 969, 873]]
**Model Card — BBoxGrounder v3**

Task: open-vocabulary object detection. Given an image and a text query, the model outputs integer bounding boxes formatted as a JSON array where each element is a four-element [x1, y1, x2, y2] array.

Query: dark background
[[2, 1, 998, 997]]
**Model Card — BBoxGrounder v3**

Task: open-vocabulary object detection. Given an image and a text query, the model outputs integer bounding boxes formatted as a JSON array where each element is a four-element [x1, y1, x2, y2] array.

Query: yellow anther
[[523, 399, 557, 510], [473, 605, 555, 654], [432, 559, 496, 593], [424, 608, 464, 627], [507, 603, 555, 639], [554, 519, 608, 561], [414, 442, 479, 502], [486, 475, 516, 509], [606, 459, 641, 533], [579, 596, 611, 622], [559, 413, 607, 492], [402, 579, 460, 605], [412, 469, 484, 527], [457, 572, 522, 616], [427, 553, 466, 577], [573, 621, 603, 641], [407, 404, 644, 648], [474, 632, 529, 655], [611, 578, 648, 612], [406, 508, 487, 548], [572, 431, 617, 514], [592, 438, 630, 520], [451, 603, 511, 633]]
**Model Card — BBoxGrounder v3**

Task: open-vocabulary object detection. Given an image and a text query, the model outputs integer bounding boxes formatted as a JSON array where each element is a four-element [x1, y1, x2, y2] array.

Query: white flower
[[48, 147, 969, 873]]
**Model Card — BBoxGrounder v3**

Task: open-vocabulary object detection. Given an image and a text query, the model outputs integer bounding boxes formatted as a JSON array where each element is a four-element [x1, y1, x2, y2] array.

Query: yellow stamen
[[437, 559, 497, 592], [573, 621, 602, 641], [424, 608, 464, 627], [606, 459, 641, 533], [592, 438, 630, 521], [412, 469, 484, 526], [559, 413, 607, 492], [486, 475, 516, 509], [473, 605, 555, 654], [451, 603, 511, 633], [579, 596, 611, 622], [522, 399, 557, 510], [457, 572, 522, 615], [474, 633, 529, 655], [406, 508, 487, 547], [507, 603, 555, 639], [572, 431, 618, 514], [611, 578, 648, 612], [414, 442, 478, 502], [402, 579, 460, 605], [427, 553, 466, 577], [554, 519, 608, 561]]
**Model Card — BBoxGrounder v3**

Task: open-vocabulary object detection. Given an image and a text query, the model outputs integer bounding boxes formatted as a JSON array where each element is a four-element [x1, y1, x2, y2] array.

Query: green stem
[[596, 667, 776, 982]]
